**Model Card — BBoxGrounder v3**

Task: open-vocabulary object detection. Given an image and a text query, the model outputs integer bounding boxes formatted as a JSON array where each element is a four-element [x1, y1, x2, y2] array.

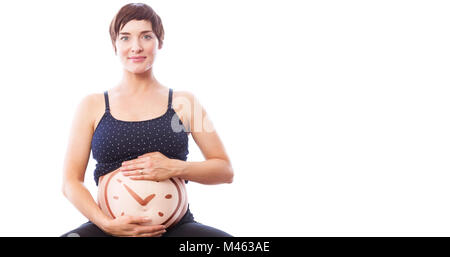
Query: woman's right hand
[[100, 215, 167, 237]]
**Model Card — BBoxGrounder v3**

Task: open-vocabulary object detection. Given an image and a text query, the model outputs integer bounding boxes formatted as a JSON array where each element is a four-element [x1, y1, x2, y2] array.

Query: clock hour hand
[[123, 184, 155, 206]]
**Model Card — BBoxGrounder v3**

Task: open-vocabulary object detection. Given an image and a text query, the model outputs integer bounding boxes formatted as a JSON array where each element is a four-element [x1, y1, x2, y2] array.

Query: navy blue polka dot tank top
[[91, 88, 189, 185]]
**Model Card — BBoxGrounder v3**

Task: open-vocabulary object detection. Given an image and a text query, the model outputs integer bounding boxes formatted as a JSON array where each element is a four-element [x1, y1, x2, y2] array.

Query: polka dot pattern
[[91, 88, 189, 185]]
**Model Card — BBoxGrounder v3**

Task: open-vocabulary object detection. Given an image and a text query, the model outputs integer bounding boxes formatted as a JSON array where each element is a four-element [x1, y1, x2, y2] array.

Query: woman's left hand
[[119, 152, 179, 182]]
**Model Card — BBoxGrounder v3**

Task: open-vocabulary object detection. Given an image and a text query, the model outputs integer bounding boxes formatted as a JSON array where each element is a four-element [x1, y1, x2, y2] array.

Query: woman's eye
[[120, 35, 151, 41]]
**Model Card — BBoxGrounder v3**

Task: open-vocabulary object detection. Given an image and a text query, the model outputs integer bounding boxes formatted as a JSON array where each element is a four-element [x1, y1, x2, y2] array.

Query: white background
[[0, 0, 449, 236]]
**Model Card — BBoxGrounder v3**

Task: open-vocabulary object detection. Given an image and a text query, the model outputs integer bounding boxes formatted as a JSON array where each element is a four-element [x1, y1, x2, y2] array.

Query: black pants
[[61, 207, 232, 237]]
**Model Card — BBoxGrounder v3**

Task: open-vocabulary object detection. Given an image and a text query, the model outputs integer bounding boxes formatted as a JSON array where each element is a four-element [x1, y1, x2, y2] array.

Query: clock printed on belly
[[97, 169, 188, 228]]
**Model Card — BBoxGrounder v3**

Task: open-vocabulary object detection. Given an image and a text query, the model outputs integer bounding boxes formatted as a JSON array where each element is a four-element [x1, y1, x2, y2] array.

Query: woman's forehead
[[120, 20, 153, 33]]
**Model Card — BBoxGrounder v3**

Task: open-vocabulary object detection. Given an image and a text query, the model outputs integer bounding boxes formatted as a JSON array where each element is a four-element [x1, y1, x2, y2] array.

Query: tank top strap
[[168, 88, 173, 109], [103, 91, 110, 112]]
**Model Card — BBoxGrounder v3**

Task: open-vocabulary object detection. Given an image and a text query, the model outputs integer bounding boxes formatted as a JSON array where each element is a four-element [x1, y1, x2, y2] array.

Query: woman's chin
[[124, 64, 152, 74], [126, 68, 147, 74]]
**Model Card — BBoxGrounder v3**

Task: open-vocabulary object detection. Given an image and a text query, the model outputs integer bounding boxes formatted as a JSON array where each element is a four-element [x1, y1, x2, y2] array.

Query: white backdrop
[[0, 0, 449, 236]]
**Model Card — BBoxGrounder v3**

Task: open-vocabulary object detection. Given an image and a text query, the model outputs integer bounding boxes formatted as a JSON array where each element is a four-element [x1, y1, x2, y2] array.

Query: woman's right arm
[[61, 94, 111, 229], [61, 94, 167, 237]]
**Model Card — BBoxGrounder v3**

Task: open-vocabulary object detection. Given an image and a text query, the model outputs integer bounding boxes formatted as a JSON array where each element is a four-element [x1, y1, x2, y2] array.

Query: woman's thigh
[[60, 207, 230, 237], [61, 220, 232, 237], [163, 221, 233, 237], [60, 221, 113, 237]]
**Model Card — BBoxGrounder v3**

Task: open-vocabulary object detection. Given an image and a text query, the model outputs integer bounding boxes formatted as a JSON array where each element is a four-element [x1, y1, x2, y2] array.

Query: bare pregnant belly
[[97, 167, 188, 228]]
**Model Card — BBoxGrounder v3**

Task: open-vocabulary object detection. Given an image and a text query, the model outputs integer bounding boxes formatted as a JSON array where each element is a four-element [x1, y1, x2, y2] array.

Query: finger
[[129, 175, 151, 181], [135, 230, 166, 237], [123, 168, 158, 179], [121, 157, 149, 167], [129, 173, 160, 182], [132, 226, 166, 237], [136, 226, 167, 235], [120, 162, 147, 171], [128, 216, 153, 224], [117, 228, 144, 237], [134, 226, 167, 237], [121, 169, 145, 176], [121, 159, 147, 169]]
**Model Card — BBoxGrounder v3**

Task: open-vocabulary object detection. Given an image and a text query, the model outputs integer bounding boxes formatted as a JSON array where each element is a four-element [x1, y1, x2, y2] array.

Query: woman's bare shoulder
[[77, 92, 105, 113], [172, 90, 196, 104], [77, 91, 103, 103], [172, 90, 199, 114], [74, 92, 106, 131], [88, 91, 106, 106]]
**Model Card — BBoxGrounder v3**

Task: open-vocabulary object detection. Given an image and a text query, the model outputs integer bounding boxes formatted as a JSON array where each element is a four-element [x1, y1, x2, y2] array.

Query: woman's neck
[[117, 69, 161, 96]]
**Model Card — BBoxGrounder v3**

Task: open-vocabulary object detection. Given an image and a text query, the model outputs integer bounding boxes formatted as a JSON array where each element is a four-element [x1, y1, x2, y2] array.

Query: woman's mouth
[[129, 56, 146, 63]]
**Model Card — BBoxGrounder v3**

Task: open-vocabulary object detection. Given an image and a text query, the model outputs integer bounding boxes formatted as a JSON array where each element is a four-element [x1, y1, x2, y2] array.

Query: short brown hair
[[109, 3, 165, 53]]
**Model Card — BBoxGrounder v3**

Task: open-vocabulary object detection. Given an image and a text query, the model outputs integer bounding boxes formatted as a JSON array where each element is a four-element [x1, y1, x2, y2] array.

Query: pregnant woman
[[61, 3, 234, 237]]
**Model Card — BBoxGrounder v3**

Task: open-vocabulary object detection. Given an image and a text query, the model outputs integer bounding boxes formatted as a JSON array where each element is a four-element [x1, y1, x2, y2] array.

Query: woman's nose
[[131, 40, 143, 53]]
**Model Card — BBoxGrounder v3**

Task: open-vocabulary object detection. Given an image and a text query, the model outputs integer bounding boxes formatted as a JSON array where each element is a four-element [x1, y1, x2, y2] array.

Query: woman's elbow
[[61, 179, 71, 198], [62, 183, 68, 198], [225, 164, 234, 184], [61, 176, 80, 198]]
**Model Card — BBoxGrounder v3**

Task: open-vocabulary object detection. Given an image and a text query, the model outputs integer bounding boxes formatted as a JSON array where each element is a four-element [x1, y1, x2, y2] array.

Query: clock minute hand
[[123, 184, 156, 206]]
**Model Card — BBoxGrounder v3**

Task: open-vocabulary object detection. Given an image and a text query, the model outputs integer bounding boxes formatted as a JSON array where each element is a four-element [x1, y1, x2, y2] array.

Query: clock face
[[97, 169, 188, 227]]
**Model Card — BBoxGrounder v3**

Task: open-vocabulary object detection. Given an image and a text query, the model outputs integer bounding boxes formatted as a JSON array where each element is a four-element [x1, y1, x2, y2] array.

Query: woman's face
[[116, 19, 161, 74]]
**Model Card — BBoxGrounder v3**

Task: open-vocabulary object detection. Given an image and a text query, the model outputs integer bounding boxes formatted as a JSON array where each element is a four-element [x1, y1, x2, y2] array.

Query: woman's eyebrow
[[119, 30, 153, 35]]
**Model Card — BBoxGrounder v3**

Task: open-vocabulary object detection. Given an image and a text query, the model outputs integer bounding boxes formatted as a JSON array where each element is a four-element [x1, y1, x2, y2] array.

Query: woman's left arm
[[172, 91, 234, 185], [172, 135, 234, 185]]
